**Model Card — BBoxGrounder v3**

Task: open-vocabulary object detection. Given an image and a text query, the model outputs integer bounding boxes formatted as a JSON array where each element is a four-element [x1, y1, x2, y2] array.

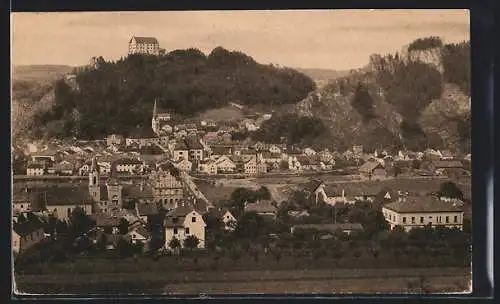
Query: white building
[[382, 196, 464, 232], [164, 207, 206, 249], [128, 36, 160, 56], [26, 163, 44, 176]]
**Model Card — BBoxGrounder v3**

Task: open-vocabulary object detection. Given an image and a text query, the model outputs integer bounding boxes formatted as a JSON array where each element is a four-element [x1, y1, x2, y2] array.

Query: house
[[30, 150, 57, 164], [318, 149, 334, 164], [135, 202, 159, 223], [290, 223, 364, 236], [198, 160, 218, 175], [427, 160, 464, 176], [172, 140, 189, 162], [211, 145, 233, 157], [213, 155, 237, 173], [184, 137, 204, 161], [54, 160, 74, 175], [244, 200, 277, 219], [262, 152, 282, 164], [12, 216, 46, 254], [288, 156, 302, 171], [358, 161, 386, 180], [128, 36, 160, 56], [244, 154, 267, 175], [303, 148, 317, 156], [211, 208, 237, 231], [440, 150, 454, 160], [122, 182, 155, 205], [164, 206, 206, 249], [203, 132, 219, 145], [106, 134, 125, 147], [127, 225, 152, 245], [93, 214, 122, 235], [268, 145, 282, 154], [26, 163, 44, 176], [174, 158, 193, 172], [382, 196, 464, 232], [38, 187, 93, 222], [13, 189, 33, 213], [150, 162, 185, 210], [115, 158, 144, 174], [296, 155, 321, 171]]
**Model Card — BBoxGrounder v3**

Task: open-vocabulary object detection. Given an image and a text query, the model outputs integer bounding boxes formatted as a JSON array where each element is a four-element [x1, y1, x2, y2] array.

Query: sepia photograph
[[11, 9, 471, 295]]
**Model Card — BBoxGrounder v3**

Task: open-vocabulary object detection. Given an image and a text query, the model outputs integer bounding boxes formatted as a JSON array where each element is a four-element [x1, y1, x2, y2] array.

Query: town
[[12, 32, 472, 294]]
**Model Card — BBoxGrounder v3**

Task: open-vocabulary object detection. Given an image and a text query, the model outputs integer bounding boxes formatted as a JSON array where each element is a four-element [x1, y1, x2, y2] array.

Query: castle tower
[[152, 98, 160, 135], [88, 156, 101, 202]]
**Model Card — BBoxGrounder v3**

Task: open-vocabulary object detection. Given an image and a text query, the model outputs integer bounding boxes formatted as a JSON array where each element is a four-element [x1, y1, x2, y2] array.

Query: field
[[194, 175, 472, 204], [15, 265, 470, 294]]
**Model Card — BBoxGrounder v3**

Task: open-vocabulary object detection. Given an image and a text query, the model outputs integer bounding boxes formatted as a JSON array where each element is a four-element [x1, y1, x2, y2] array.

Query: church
[[88, 156, 123, 216], [151, 98, 172, 136]]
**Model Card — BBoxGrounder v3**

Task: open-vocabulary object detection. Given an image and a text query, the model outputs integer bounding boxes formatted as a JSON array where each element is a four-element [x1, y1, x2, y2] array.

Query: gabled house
[[358, 160, 386, 180], [296, 155, 321, 171], [54, 160, 74, 175], [427, 160, 464, 176], [174, 158, 193, 172], [127, 225, 152, 245], [164, 206, 206, 249], [214, 155, 237, 173], [12, 215, 46, 254], [172, 140, 189, 162], [210, 208, 237, 231], [198, 160, 218, 175], [93, 214, 122, 235]]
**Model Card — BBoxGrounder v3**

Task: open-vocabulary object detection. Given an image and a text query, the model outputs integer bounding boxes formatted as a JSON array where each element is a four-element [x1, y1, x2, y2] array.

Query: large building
[[128, 36, 160, 56], [382, 196, 464, 232], [88, 157, 123, 216]]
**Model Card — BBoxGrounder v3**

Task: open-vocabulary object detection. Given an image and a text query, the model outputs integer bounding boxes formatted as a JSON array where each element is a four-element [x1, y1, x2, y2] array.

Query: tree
[[183, 235, 200, 251], [117, 238, 134, 258], [438, 181, 464, 199], [351, 83, 376, 122], [168, 237, 181, 253], [69, 207, 93, 237], [118, 218, 129, 235]]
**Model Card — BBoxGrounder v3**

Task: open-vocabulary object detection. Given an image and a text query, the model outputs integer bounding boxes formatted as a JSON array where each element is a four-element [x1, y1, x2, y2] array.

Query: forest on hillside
[[31, 47, 315, 139]]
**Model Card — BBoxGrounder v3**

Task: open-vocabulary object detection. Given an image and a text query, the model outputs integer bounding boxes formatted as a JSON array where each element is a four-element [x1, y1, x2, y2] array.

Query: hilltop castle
[[128, 36, 165, 56]]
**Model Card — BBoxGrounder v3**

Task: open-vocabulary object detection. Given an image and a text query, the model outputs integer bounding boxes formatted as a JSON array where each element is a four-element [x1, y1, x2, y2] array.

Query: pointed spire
[[91, 156, 99, 172], [153, 98, 158, 118]]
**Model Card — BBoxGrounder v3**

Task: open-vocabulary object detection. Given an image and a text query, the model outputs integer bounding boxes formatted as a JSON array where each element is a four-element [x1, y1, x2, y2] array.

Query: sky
[[11, 10, 469, 70]]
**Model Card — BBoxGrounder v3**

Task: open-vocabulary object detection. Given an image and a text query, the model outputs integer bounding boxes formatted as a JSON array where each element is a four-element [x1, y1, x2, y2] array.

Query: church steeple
[[153, 98, 158, 118]]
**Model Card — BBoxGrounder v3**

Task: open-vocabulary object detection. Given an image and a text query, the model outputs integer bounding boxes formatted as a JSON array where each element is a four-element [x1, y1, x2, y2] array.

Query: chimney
[[342, 189, 345, 199]]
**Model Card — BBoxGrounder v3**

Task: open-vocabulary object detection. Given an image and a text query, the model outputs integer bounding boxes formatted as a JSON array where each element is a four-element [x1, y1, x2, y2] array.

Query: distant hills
[[294, 68, 351, 83], [12, 65, 74, 83]]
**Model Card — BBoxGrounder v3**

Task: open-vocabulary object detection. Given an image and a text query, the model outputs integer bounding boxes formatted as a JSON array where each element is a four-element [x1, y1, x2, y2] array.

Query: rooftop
[[383, 196, 464, 213]]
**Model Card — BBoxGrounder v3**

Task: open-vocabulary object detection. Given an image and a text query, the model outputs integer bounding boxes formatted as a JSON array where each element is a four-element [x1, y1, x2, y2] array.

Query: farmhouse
[[12, 216, 46, 254]]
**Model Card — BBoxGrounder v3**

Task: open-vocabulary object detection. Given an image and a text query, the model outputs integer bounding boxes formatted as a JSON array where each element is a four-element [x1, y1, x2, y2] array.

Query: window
[[173, 228, 178, 234], [420, 217, 424, 224], [192, 217, 196, 223], [20, 204, 23, 209], [402, 217, 406, 224], [411, 217, 415, 224], [132, 234, 136, 239], [185, 228, 190, 235], [454, 216, 458, 223], [445, 216, 449, 223]]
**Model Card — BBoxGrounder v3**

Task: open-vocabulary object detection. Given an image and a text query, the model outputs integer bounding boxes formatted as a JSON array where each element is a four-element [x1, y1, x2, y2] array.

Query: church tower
[[88, 156, 101, 202], [152, 98, 160, 135], [106, 162, 123, 215]]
